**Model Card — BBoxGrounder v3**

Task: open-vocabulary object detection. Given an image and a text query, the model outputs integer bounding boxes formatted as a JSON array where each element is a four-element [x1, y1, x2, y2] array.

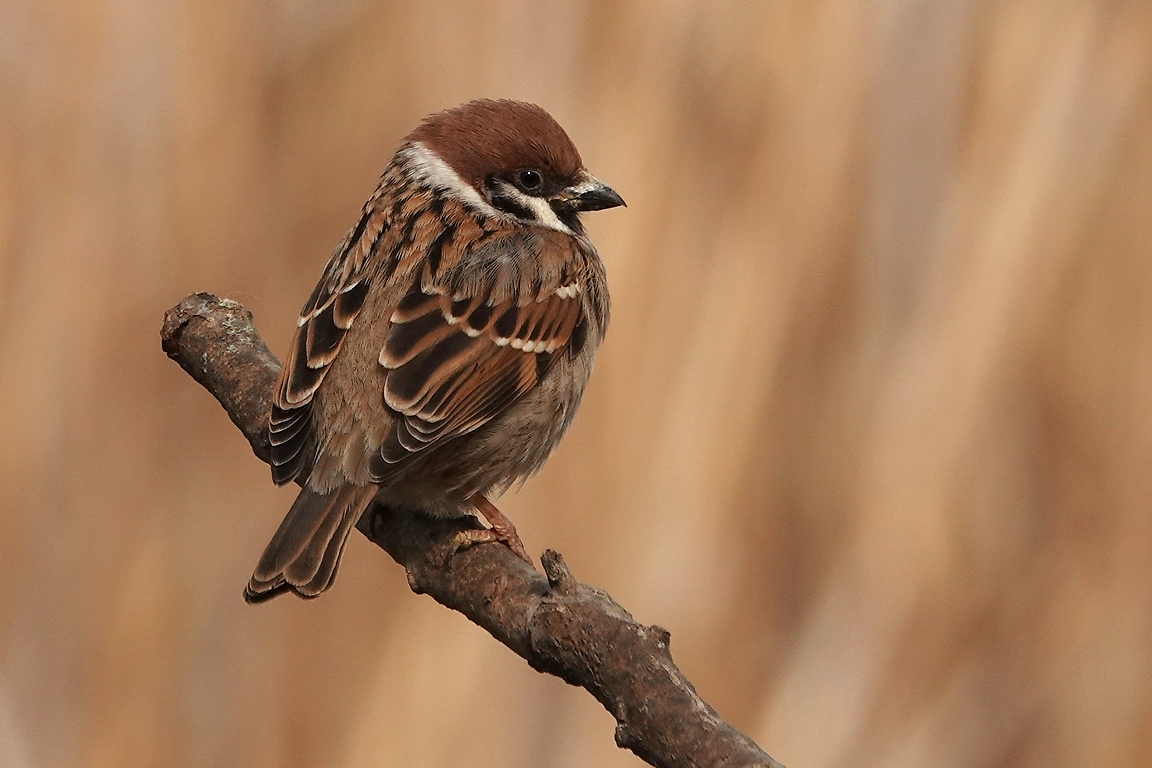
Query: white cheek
[[400, 142, 502, 218], [490, 181, 573, 235], [402, 143, 574, 235], [518, 194, 573, 235]]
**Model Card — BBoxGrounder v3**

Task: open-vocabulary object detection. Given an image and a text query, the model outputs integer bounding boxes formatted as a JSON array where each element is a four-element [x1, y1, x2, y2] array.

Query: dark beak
[[561, 171, 626, 212]]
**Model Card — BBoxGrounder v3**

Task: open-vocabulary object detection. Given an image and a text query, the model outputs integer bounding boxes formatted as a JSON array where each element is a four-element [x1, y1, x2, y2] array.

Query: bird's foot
[[465, 494, 534, 567]]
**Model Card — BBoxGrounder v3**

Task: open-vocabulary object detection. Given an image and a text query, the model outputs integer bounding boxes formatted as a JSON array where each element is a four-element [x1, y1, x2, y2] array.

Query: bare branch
[[161, 292, 786, 768]]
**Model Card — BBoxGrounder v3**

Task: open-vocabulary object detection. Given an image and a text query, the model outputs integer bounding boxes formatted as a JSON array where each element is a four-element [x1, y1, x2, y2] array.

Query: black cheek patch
[[490, 193, 534, 221]]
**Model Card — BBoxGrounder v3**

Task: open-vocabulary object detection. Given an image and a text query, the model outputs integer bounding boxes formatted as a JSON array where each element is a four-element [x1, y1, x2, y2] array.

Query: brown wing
[[369, 236, 587, 478], [268, 202, 386, 485]]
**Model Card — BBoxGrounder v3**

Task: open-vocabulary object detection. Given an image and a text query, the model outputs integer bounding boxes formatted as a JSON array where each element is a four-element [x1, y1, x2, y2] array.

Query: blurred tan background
[[2, 1, 1151, 766]]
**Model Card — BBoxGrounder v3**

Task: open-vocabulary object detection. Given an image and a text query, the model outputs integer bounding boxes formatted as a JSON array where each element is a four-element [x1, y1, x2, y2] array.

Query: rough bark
[[161, 292, 786, 768]]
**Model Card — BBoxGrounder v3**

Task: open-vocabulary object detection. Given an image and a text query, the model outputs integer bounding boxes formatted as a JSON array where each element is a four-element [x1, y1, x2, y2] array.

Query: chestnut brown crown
[[409, 99, 582, 187], [407, 99, 624, 231]]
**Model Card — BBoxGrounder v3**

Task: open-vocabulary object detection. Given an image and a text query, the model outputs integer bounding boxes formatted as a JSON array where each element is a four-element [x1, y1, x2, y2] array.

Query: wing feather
[[371, 232, 588, 480], [269, 193, 390, 485]]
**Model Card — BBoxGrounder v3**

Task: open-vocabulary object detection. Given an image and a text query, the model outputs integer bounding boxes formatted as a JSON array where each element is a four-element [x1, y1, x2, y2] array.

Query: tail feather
[[281, 493, 348, 587], [245, 485, 377, 604], [299, 510, 359, 596]]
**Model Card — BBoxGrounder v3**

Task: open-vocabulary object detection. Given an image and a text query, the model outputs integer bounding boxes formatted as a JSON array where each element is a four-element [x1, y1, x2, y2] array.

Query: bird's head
[[402, 99, 625, 234]]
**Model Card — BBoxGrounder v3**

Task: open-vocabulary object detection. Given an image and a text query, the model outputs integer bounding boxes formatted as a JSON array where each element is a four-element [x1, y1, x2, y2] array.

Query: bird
[[245, 99, 624, 603]]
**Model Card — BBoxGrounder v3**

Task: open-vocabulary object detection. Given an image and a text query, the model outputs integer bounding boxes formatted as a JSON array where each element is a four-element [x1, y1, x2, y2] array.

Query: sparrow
[[245, 99, 624, 603]]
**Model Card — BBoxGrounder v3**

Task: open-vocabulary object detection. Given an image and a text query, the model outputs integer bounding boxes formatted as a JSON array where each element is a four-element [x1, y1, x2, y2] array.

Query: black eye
[[517, 169, 543, 191]]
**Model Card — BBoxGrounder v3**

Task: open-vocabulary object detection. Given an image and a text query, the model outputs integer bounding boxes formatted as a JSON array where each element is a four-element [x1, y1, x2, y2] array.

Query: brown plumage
[[246, 99, 623, 603]]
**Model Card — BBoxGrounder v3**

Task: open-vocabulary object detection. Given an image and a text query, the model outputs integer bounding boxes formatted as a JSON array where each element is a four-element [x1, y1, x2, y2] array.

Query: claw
[[468, 494, 534, 566]]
